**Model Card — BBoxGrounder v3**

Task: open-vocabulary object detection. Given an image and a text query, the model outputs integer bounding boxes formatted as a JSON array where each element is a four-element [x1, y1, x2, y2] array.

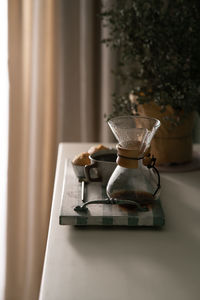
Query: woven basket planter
[[137, 102, 194, 165]]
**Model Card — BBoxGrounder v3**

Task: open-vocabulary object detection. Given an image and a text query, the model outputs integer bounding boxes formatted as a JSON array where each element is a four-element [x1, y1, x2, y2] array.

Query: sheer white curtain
[[58, 0, 115, 142], [0, 1, 8, 299], [6, 0, 59, 299], [6, 0, 116, 299]]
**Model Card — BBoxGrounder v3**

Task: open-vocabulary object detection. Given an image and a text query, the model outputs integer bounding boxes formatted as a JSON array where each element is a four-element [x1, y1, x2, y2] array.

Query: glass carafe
[[107, 116, 161, 207]]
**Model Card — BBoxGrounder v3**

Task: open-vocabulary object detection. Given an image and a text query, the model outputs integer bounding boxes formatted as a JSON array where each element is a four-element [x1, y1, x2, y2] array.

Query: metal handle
[[84, 162, 102, 182], [151, 166, 160, 196], [74, 198, 148, 213], [146, 157, 161, 197]]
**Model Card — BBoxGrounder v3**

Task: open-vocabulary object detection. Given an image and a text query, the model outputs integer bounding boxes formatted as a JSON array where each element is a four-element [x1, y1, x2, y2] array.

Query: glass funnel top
[[108, 116, 160, 155]]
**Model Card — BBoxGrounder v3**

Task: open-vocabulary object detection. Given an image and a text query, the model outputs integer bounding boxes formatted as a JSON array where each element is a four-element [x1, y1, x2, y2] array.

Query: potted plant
[[101, 0, 200, 165]]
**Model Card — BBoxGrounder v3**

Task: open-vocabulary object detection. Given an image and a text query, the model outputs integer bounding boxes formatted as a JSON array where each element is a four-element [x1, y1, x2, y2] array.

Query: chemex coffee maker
[[75, 115, 161, 212]]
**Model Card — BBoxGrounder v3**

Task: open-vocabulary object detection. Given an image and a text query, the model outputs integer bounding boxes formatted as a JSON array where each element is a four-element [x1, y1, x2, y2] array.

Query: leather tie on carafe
[[116, 144, 151, 169]]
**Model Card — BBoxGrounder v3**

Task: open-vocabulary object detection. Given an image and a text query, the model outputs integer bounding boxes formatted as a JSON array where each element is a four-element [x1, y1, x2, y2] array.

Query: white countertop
[[39, 143, 200, 300]]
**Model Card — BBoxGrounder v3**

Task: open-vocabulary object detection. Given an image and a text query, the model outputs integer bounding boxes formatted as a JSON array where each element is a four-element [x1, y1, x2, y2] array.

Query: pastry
[[88, 144, 109, 155], [72, 152, 90, 166]]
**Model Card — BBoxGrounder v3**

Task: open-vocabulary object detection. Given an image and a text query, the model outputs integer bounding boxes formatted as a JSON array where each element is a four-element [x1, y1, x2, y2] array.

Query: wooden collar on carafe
[[116, 144, 150, 168]]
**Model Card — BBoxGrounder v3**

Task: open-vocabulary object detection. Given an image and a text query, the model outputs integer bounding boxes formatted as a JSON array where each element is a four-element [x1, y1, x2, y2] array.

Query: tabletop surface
[[39, 143, 200, 300]]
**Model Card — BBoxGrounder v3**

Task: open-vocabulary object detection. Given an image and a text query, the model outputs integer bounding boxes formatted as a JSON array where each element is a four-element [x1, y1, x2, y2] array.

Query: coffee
[[95, 153, 117, 162], [85, 149, 117, 186]]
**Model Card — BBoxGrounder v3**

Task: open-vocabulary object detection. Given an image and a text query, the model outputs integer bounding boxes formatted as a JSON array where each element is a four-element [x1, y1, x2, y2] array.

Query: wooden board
[[59, 160, 165, 227]]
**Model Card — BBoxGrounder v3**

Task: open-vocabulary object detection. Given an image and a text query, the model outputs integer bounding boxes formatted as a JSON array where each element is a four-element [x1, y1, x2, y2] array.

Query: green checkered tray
[[59, 160, 165, 227]]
